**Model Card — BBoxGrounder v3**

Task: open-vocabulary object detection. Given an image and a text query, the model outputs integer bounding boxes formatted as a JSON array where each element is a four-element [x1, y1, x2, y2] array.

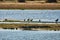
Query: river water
[[0, 10, 60, 22], [0, 30, 60, 40], [0, 10, 60, 40]]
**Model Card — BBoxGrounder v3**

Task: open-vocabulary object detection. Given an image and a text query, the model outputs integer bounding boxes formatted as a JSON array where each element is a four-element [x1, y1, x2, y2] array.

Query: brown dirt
[[0, 23, 60, 30], [0, 3, 60, 9]]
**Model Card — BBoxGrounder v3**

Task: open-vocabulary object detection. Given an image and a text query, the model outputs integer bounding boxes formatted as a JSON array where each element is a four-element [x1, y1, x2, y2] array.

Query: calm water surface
[[0, 10, 60, 40], [0, 10, 60, 22], [0, 30, 60, 40]]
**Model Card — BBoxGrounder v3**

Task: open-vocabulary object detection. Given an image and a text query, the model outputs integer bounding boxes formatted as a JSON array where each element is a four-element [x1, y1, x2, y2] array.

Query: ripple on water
[[0, 30, 60, 40]]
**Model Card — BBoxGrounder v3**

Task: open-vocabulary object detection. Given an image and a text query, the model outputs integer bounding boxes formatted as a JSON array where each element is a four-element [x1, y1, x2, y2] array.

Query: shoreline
[[0, 22, 60, 31], [0, 29, 60, 32]]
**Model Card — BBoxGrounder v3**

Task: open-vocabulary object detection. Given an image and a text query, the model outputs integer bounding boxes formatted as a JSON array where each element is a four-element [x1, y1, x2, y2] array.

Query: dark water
[[0, 30, 60, 40]]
